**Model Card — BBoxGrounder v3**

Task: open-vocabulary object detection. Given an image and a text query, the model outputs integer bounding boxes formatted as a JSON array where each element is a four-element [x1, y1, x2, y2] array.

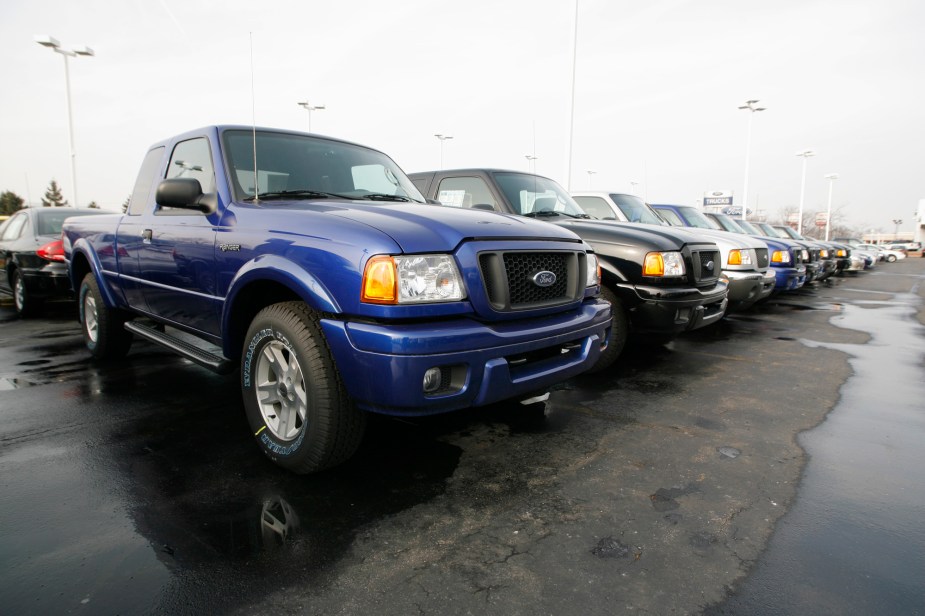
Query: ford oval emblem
[[532, 271, 557, 287], [705, 260, 715, 271]]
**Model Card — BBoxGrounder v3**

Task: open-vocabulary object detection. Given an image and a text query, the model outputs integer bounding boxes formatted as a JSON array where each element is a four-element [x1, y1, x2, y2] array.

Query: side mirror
[[471, 203, 497, 211], [155, 178, 216, 214]]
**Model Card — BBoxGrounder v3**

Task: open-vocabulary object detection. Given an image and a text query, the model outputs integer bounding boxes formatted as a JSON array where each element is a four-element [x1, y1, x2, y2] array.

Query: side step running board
[[124, 321, 236, 375]]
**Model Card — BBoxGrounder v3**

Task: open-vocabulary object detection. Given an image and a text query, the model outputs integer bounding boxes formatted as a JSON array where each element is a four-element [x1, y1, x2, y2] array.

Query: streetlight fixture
[[629, 180, 639, 195], [586, 170, 596, 189], [737, 99, 766, 221], [525, 155, 538, 174], [435, 134, 453, 169], [35, 35, 95, 208], [296, 101, 325, 132], [892, 218, 903, 241], [823, 173, 838, 240], [795, 149, 816, 234]]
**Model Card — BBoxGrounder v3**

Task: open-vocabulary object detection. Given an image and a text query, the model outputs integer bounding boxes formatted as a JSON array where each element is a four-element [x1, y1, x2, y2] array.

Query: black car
[[0, 207, 110, 316]]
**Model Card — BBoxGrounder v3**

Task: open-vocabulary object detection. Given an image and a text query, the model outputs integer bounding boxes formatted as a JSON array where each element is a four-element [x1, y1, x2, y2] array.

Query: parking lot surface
[[1, 259, 923, 615]]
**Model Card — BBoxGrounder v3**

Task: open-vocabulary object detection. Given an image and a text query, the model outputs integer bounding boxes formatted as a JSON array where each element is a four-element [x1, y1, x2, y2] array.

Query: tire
[[887, 254, 897, 263], [241, 301, 366, 474], [79, 273, 133, 359], [11, 269, 42, 317], [587, 285, 629, 373]]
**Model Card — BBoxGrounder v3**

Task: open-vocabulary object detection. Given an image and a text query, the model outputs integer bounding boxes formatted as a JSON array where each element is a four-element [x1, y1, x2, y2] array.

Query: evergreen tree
[[41, 180, 69, 207], [87, 201, 100, 209], [0, 190, 25, 215]]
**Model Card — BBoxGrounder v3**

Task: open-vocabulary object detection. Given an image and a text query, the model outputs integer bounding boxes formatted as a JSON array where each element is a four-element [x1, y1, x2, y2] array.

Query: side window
[[127, 147, 165, 216], [161, 138, 215, 215], [573, 196, 615, 220], [1, 212, 28, 241], [435, 176, 498, 210]]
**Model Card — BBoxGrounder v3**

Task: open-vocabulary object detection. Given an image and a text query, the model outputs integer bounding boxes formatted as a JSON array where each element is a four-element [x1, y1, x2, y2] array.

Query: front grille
[[479, 251, 580, 311], [793, 250, 804, 265], [691, 249, 721, 282], [756, 247, 769, 268]]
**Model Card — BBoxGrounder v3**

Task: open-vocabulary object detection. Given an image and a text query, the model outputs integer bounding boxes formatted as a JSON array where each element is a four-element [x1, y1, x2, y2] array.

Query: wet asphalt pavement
[[1, 258, 923, 615]]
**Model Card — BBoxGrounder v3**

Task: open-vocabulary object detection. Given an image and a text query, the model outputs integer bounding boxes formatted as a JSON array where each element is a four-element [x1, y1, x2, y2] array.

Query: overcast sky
[[1, 0, 922, 234]]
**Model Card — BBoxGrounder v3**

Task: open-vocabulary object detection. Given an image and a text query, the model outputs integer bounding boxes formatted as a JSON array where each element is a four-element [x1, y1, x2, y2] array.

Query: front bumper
[[21, 264, 73, 300], [725, 270, 770, 312], [320, 299, 611, 415], [618, 280, 728, 334], [771, 264, 806, 292]]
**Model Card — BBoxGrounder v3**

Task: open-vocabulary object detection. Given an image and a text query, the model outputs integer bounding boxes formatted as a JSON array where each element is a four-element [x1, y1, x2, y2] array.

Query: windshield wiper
[[523, 210, 561, 218], [244, 190, 348, 202], [356, 193, 414, 202]]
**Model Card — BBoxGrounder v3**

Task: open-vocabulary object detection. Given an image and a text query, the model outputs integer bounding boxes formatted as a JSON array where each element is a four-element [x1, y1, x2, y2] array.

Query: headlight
[[771, 250, 792, 264], [643, 251, 685, 277], [819, 249, 829, 258], [727, 249, 752, 266], [836, 249, 847, 257], [586, 253, 601, 287], [801, 249, 810, 261], [362, 254, 466, 304]]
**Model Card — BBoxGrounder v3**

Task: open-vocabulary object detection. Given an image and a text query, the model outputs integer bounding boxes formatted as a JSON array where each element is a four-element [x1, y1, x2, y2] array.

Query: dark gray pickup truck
[[410, 169, 728, 370]]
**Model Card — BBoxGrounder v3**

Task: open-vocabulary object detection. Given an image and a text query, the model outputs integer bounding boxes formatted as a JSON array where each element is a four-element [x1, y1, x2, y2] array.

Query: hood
[[552, 219, 718, 252], [238, 199, 585, 253]]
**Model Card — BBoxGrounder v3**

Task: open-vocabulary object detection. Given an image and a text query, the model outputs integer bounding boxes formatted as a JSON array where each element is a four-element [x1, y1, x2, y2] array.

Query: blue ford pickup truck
[[63, 126, 610, 473]]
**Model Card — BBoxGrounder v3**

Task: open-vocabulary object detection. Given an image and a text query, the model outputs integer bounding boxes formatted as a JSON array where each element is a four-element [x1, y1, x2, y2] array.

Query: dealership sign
[[815, 212, 828, 227], [703, 190, 733, 207]]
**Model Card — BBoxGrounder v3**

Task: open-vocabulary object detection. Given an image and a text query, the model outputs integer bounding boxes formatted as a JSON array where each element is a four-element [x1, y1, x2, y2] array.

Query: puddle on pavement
[[710, 288, 925, 614]]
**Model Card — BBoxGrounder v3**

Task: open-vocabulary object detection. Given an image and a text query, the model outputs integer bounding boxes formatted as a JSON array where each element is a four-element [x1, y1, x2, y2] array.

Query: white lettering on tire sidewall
[[242, 324, 305, 459]]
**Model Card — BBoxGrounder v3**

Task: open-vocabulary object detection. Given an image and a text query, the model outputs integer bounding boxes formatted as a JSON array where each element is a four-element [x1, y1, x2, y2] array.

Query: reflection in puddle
[[714, 288, 925, 614]]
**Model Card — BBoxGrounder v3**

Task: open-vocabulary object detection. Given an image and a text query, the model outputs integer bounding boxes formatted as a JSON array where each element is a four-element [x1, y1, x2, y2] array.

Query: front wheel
[[241, 302, 366, 474], [587, 285, 629, 373], [887, 254, 897, 263], [79, 273, 133, 359]]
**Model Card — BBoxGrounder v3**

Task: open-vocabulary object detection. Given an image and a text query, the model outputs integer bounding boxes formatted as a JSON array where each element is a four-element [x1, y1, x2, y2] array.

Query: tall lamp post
[[892, 219, 903, 241], [296, 101, 325, 132], [737, 99, 766, 221], [435, 134, 453, 169], [35, 35, 94, 208], [795, 149, 816, 234], [823, 173, 838, 240], [586, 170, 596, 189]]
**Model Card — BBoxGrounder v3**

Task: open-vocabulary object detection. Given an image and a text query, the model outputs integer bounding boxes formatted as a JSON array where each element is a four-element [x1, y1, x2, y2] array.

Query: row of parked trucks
[[61, 126, 873, 473]]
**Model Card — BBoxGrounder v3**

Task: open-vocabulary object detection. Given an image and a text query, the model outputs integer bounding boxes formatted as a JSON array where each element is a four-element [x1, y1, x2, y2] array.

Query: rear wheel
[[887, 254, 897, 263], [79, 273, 133, 359], [587, 285, 629, 373], [241, 302, 366, 474], [11, 270, 42, 317]]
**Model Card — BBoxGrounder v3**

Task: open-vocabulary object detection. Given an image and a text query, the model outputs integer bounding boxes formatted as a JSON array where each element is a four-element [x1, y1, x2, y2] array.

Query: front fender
[[222, 254, 342, 324], [68, 239, 120, 308]]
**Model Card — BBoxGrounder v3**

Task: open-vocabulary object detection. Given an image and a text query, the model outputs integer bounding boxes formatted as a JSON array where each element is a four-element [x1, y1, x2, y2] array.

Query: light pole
[[629, 180, 639, 195], [737, 99, 766, 221], [586, 170, 596, 189], [892, 219, 903, 241], [795, 149, 816, 234], [296, 101, 325, 132], [435, 134, 453, 169], [35, 35, 94, 208], [525, 155, 538, 174], [824, 173, 838, 240]]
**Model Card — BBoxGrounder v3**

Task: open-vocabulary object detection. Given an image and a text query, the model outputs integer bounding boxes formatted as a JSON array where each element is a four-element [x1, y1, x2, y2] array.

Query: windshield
[[775, 226, 804, 240], [708, 213, 747, 234], [610, 194, 668, 225], [756, 222, 786, 238], [676, 206, 722, 230], [736, 219, 762, 235], [493, 172, 589, 218], [222, 130, 425, 203]]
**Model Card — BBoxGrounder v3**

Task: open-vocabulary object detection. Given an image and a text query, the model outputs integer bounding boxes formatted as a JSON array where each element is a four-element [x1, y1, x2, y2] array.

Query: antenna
[[249, 32, 258, 203]]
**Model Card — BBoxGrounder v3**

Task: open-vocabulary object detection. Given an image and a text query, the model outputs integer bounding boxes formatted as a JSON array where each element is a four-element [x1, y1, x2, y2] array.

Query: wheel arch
[[222, 256, 341, 360]]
